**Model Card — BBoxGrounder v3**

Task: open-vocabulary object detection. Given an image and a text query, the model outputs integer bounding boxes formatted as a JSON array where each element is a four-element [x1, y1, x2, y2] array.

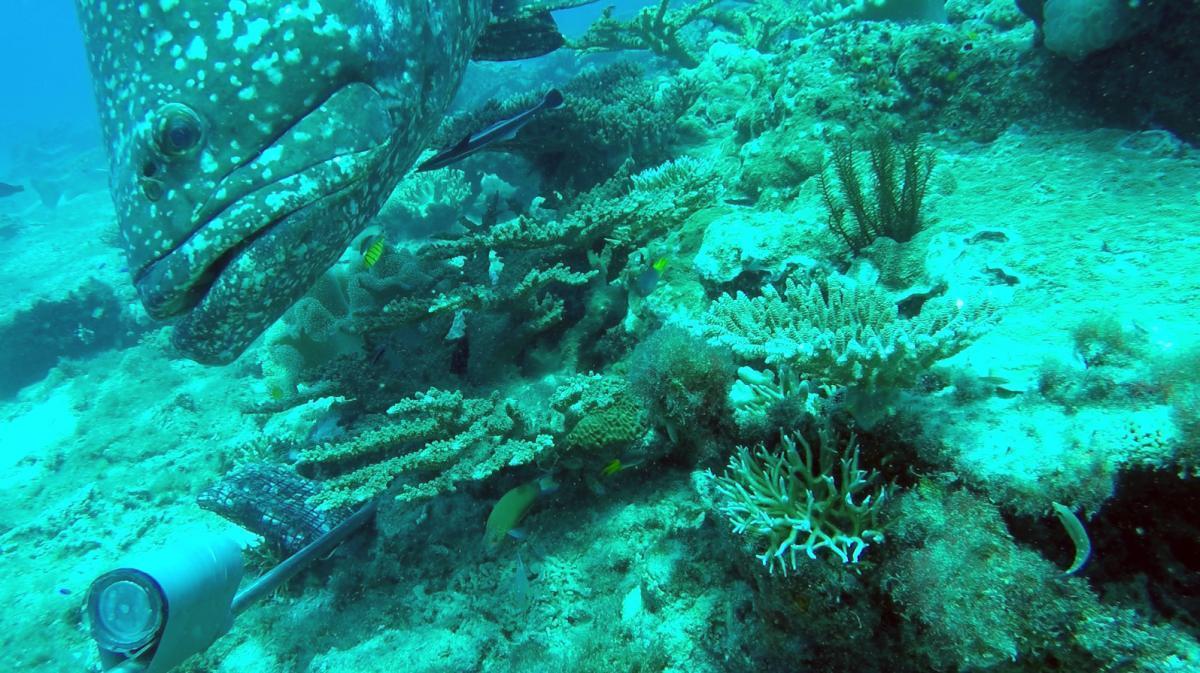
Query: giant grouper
[[75, 0, 593, 364]]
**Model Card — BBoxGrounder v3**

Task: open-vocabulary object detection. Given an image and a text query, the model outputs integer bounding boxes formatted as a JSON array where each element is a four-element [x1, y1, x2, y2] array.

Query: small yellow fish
[[361, 235, 386, 270], [483, 475, 558, 552], [651, 256, 669, 274], [600, 459, 623, 478]]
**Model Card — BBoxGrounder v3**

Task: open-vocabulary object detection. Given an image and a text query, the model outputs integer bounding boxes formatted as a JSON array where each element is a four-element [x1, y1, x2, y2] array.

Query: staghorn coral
[[361, 155, 723, 370], [699, 273, 996, 427], [568, 0, 724, 67], [356, 261, 596, 347], [299, 388, 555, 509], [422, 155, 723, 260], [701, 274, 992, 383], [702, 423, 890, 571]]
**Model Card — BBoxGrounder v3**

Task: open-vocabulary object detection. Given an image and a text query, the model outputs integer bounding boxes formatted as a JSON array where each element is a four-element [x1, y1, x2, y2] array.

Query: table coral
[[299, 388, 555, 508]]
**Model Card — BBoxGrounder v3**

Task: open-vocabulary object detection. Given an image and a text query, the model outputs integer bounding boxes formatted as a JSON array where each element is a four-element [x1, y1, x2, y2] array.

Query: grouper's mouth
[[132, 81, 398, 331], [133, 150, 377, 320]]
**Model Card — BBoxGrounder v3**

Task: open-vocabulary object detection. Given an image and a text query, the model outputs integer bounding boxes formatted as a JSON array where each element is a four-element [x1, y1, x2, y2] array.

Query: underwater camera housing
[[83, 499, 377, 672], [85, 534, 243, 673]]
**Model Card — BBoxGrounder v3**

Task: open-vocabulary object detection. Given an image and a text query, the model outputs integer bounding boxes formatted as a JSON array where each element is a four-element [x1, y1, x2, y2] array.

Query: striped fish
[[362, 236, 386, 270]]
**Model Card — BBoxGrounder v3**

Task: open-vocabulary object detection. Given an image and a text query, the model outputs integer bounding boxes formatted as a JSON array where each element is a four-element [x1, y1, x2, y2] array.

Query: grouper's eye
[[154, 103, 204, 157]]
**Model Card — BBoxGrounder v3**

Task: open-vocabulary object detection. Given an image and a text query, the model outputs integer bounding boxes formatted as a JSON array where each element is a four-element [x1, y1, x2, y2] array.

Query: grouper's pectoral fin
[[473, 11, 564, 61]]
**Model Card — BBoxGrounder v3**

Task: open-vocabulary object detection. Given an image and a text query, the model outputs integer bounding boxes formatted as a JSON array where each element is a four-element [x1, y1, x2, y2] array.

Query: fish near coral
[[417, 88, 565, 172], [634, 255, 669, 296], [483, 475, 558, 552], [361, 235, 386, 271], [600, 458, 624, 478], [75, 0, 596, 364]]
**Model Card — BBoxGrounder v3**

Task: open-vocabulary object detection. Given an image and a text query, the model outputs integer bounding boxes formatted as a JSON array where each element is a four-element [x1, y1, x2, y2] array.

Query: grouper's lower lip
[[134, 149, 376, 319], [168, 171, 378, 364]]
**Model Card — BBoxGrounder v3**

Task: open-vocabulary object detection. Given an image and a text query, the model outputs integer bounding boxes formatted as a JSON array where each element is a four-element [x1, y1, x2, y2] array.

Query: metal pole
[[231, 499, 377, 614]]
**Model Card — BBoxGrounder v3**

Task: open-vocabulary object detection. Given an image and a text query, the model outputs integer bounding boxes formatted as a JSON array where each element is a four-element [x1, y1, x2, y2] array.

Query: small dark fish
[[368, 344, 388, 366], [634, 256, 668, 297], [0, 182, 24, 198], [724, 194, 757, 207], [417, 89, 564, 172]]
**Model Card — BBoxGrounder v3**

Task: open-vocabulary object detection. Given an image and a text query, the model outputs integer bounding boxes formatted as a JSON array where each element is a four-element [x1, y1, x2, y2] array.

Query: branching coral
[[701, 273, 993, 386], [367, 262, 596, 331], [699, 273, 995, 427], [299, 388, 555, 508], [423, 155, 723, 260], [703, 424, 889, 570], [568, 0, 724, 67]]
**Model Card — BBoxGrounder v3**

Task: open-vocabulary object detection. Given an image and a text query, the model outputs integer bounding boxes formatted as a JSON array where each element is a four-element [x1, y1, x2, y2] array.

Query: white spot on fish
[[216, 13, 234, 40], [154, 30, 174, 49], [186, 36, 207, 60], [260, 146, 283, 164], [234, 18, 270, 52]]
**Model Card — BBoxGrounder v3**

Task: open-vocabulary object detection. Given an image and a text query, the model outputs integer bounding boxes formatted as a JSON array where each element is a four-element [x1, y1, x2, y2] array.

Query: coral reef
[[432, 62, 702, 194], [699, 272, 996, 426], [0, 279, 141, 398], [568, 0, 724, 67], [818, 136, 936, 253], [890, 483, 1200, 672], [627, 326, 734, 445], [702, 422, 889, 569], [20, 3, 1200, 673], [298, 388, 555, 508]]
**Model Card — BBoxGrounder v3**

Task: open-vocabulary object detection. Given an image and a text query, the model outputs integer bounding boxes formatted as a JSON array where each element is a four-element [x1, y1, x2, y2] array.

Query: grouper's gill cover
[[75, 0, 491, 363]]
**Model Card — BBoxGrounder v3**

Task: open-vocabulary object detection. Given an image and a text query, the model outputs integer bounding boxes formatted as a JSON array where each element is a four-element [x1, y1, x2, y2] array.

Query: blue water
[[0, 2, 97, 148]]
